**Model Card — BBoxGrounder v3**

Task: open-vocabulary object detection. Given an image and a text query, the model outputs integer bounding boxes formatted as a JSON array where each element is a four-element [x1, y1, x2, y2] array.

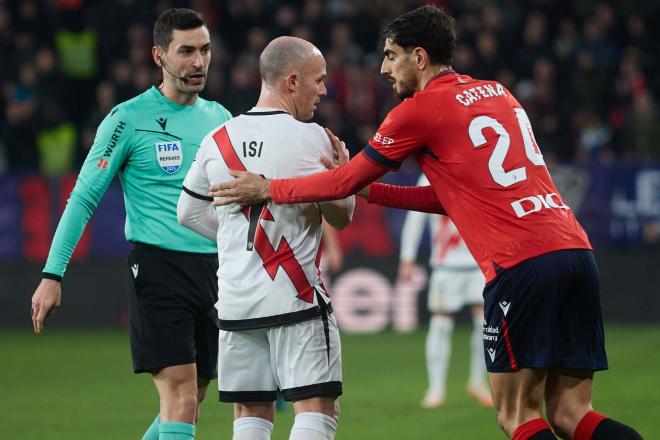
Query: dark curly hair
[[153, 8, 206, 50], [382, 5, 456, 66]]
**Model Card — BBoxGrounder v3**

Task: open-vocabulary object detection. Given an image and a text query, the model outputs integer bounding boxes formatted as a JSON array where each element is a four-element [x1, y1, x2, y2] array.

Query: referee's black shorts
[[126, 242, 219, 379]]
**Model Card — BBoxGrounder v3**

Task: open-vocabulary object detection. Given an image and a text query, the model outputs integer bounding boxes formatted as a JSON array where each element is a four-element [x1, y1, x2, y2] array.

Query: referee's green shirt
[[44, 86, 232, 278]]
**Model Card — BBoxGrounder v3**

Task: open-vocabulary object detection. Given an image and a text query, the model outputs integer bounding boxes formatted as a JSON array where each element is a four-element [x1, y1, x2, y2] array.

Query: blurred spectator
[[110, 59, 135, 103], [571, 50, 608, 114], [623, 91, 660, 162], [516, 11, 551, 78], [36, 100, 77, 176], [80, 80, 117, 159], [472, 31, 502, 79], [574, 110, 613, 161], [221, 55, 259, 115]]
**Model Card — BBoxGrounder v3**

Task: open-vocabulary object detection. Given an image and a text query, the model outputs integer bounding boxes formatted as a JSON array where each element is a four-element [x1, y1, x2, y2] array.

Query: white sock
[[468, 313, 487, 387], [425, 315, 453, 396], [233, 416, 273, 440], [289, 412, 337, 440]]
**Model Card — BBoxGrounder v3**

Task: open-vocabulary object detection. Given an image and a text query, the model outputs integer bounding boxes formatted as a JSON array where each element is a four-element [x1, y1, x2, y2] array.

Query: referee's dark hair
[[383, 5, 456, 66], [153, 8, 206, 50]]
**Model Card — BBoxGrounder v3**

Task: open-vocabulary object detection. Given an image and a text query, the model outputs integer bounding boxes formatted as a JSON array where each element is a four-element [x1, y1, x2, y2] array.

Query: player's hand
[[31, 278, 62, 334], [319, 127, 349, 170], [398, 260, 416, 282], [357, 184, 370, 199], [209, 170, 271, 207]]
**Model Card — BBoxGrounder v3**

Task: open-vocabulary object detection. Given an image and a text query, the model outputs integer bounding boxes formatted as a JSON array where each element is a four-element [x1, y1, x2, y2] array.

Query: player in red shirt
[[209, 6, 642, 440]]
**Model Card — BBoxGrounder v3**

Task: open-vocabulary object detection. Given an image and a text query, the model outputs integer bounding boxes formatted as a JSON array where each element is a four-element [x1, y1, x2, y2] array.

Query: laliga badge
[[155, 140, 183, 174]]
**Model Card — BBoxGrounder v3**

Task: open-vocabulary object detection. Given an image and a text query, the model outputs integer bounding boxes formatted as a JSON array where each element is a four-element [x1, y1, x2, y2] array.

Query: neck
[[158, 79, 198, 106], [419, 65, 452, 90], [255, 85, 295, 116]]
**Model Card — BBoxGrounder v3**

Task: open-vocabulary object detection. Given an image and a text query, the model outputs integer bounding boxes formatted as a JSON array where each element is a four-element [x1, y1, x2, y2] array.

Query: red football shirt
[[363, 71, 591, 281], [270, 70, 591, 282]]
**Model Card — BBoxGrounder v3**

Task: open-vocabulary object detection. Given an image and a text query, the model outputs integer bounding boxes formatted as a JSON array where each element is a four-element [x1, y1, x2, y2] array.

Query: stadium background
[[1, 0, 659, 439]]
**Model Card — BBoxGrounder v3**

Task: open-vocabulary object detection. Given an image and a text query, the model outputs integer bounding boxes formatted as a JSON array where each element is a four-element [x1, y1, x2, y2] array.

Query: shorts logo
[[499, 300, 511, 316], [155, 141, 183, 174], [484, 325, 499, 341], [487, 347, 496, 362], [131, 264, 139, 278]]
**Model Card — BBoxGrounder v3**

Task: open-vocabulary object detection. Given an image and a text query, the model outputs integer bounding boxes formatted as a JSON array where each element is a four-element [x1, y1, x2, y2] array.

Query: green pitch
[[1, 325, 658, 439]]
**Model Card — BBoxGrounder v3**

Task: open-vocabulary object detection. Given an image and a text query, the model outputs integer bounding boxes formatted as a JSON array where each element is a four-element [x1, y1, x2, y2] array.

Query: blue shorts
[[483, 249, 608, 372]]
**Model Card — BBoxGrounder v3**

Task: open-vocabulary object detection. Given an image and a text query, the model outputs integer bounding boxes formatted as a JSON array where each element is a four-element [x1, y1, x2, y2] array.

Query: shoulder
[[105, 90, 153, 123], [98, 99, 135, 132], [119, 88, 154, 114], [382, 96, 421, 127], [301, 121, 331, 154], [303, 122, 328, 141], [199, 97, 233, 119]]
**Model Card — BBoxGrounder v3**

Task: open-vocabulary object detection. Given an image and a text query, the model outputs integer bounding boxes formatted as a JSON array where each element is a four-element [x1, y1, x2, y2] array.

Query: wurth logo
[[97, 158, 109, 169]]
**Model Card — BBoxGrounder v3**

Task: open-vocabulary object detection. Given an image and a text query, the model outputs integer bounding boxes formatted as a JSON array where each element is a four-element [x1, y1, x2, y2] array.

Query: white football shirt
[[400, 174, 477, 269], [183, 107, 354, 329]]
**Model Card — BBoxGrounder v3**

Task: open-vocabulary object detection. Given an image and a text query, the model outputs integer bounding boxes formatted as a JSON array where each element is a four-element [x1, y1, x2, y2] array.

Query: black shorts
[[483, 249, 608, 372], [126, 243, 219, 379]]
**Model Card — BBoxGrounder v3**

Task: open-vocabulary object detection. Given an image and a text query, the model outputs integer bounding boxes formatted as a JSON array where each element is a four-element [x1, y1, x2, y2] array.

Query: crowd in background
[[1, 0, 659, 176]]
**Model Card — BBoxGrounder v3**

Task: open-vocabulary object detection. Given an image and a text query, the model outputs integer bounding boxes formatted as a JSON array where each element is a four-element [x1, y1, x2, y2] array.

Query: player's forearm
[[368, 184, 446, 214], [399, 210, 427, 261], [271, 152, 387, 204], [177, 192, 218, 241], [320, 196, 355, 230]]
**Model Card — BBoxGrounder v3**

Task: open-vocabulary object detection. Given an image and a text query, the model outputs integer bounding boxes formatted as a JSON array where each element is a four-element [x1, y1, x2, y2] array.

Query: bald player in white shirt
[[399, 174, 492, 409], [177, 36, 354, 440]]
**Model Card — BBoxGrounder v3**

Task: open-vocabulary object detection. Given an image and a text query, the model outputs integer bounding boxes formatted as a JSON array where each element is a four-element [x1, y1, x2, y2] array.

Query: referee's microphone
[[159, 56, 188, 83]]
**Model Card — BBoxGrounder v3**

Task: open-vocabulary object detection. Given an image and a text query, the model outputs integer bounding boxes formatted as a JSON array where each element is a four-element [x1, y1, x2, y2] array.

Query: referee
[[30, 9, 231, 440]]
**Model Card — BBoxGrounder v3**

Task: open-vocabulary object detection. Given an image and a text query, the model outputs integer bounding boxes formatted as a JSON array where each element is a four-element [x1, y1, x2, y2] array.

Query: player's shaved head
[[259, 36, 321, 85]]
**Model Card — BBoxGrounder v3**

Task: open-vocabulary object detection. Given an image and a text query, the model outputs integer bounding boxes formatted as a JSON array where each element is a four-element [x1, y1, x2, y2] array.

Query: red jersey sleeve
[[270, 152, 388, 204], [368, 183, 446, 214], [363, 98, 426, 171]]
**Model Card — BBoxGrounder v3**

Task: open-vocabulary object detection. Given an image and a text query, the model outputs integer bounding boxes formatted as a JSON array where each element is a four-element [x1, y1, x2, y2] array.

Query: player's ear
[[413, 47, 428, 70], [285, 73, 298, 92], [152, 46, 163, 67]]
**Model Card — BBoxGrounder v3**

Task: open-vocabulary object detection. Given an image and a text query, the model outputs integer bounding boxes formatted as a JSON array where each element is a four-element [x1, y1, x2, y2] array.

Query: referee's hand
[[31, 279, 62, 334]]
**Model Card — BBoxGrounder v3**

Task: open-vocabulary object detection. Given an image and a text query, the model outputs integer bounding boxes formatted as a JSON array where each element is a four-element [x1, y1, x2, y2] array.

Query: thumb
[[320, 156, 334, 170]]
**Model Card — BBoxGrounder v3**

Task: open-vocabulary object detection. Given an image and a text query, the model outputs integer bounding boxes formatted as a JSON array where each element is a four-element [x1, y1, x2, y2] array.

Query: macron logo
[[131, 264, 139, 278], [487, 347, 496, 363], [499, 300, 511, 316]]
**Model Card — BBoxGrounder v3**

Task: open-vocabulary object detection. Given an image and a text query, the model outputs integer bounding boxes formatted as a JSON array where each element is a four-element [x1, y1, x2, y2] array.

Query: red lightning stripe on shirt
[[213, 126, 250, 220], [254, 207, 315, 304]]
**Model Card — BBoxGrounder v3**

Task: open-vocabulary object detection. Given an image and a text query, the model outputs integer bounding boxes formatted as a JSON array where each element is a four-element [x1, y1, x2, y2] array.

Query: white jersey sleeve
[[178, 139, 219, 241], [399, 175, 429, 262]]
